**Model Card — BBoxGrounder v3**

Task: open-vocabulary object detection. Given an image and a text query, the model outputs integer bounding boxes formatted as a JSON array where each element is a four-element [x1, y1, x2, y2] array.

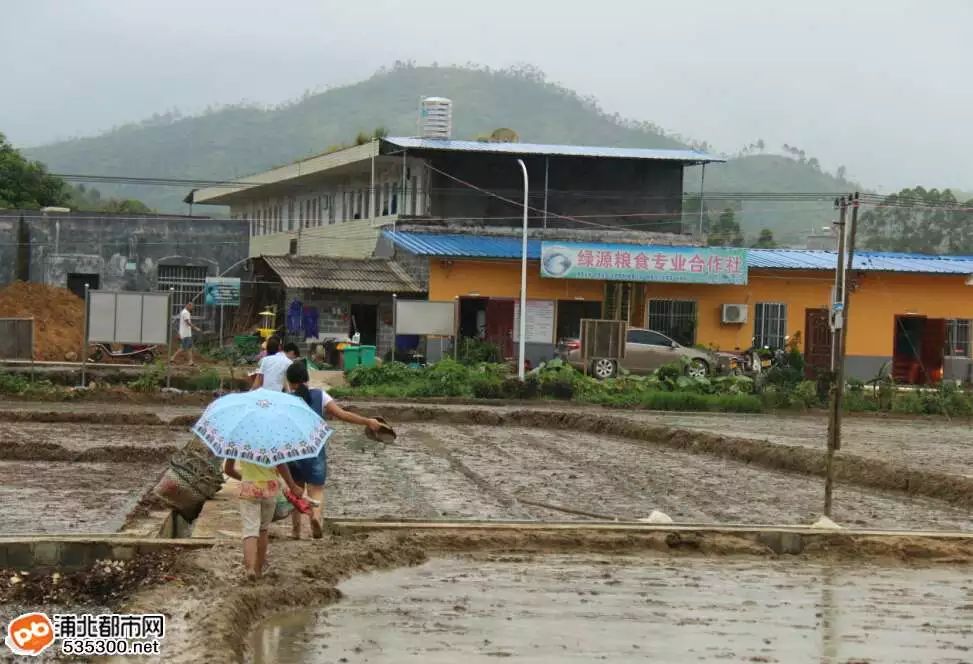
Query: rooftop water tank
[[419, 96, 452, 139]]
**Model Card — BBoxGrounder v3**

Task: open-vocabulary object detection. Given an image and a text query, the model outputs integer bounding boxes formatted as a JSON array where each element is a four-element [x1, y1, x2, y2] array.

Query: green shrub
[[186, 368, 222, 392], [470, 373, 504, 399], [892, 390, 925, 415], [540, 375, 574, 399], [130, 362, 166, 393], [347, 361, 417, 387], [457, 338, 503, 365], [500, 374, 540, 399], [712, 375, 755, 395], [942, 388, 973, 417], [843, 390, 878, 412], [654, 361, 684, 389], [761, 365, 804, 390], [760, 385, 793, 410], [20, 379, 61, 399], [0, 372, 29, 394], [793, 380, 821, 408], [711, 393, 764, 412], [409, 360, 471, 397]]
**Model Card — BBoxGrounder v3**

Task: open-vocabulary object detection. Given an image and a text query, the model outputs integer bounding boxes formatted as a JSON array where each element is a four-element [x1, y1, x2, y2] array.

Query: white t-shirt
[[178, 308, 193, 339], [256, 352, 292, 392]]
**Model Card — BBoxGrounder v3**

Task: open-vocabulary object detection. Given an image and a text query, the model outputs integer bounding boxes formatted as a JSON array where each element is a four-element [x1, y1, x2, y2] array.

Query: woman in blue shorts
[[285, 361, 383, 539]]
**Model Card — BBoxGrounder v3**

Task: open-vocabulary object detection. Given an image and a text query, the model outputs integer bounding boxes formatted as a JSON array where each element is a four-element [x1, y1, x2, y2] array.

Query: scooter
[[87, 343, 157, 364]]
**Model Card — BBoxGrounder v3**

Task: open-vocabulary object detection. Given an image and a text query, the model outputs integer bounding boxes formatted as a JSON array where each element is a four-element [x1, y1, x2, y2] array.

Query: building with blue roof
[[190, 132, 723, 359], [380, 228, 973, 383]]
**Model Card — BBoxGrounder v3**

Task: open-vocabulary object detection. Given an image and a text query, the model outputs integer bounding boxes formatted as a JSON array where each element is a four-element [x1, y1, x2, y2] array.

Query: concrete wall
[[0, 211, 249, 293], [422, 153, 684, 232], [283, 288, 395, 359]]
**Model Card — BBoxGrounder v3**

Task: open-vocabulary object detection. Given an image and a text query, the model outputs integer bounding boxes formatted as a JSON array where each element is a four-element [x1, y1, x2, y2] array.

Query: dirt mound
[[0, 282, 84, 360]]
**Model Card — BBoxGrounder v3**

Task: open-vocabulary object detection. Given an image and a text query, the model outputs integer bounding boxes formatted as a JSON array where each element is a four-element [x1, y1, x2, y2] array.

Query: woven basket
[[152, 467, 208, 521]]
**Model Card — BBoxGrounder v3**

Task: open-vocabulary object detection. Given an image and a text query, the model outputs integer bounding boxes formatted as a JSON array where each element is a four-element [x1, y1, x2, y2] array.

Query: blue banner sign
[[540, 242, 748, 285], [204, 277, 241, 306]]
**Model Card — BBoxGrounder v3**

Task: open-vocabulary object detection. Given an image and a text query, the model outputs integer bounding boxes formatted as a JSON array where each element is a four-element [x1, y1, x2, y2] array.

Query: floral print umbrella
[[191, 388, 332, 467]]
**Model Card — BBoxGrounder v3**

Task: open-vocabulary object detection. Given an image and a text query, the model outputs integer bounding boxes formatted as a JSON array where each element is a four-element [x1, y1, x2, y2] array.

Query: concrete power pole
[[824, 193, 859, 517]]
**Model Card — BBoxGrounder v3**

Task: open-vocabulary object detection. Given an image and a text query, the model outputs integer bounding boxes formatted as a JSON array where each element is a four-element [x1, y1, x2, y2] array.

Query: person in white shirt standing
[[252, 336, 292, 392], [171, 301, 201, 366]]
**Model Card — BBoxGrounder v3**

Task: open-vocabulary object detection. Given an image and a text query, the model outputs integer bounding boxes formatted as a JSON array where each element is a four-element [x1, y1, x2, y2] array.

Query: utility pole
[[824, 196, 847, 516], [835, 193, 860, 448]]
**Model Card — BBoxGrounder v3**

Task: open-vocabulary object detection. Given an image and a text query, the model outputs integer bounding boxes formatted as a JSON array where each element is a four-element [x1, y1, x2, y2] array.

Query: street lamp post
[[517, 158, 529, 381]]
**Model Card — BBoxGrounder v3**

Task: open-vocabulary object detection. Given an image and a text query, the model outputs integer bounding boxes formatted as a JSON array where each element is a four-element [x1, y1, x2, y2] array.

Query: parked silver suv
[[564, 327, 711, 380]]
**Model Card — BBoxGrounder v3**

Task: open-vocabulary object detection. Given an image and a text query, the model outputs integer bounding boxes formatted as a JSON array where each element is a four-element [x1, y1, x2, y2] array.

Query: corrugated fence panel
[[0, 318, 33, 360]]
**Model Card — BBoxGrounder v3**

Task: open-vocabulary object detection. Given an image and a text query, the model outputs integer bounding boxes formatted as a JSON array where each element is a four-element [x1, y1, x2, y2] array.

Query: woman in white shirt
[[251, 336, 292, 392]]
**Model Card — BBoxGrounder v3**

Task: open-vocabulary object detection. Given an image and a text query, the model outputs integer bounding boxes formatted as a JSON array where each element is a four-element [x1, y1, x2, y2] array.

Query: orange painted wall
[[429, 259, 603, 302], [428, 259, 973, 354]]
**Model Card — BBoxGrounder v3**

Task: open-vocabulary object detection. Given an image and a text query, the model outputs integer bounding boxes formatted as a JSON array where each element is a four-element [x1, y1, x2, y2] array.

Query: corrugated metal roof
[[387, 232, 973, 275], [387, 232, 543, 259], [383, 137, 724, 164], [748, 249, 973, 274], [261, 255, 424, 293]]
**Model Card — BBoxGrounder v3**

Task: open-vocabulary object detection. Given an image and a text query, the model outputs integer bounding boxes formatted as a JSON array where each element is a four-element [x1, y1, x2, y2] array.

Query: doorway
[[803, 308, 833, 378], [484, 300, 515, 358], [556, 300, 603, 341], [893, 315, 945, 384], [459, 297, 488, 339], [67, 273, 99, 299], [349, 304, 378, 346]]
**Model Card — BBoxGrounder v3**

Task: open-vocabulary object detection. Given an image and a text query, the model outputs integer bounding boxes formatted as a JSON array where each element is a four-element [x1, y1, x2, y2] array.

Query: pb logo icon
[[5, 613, 55, 656]]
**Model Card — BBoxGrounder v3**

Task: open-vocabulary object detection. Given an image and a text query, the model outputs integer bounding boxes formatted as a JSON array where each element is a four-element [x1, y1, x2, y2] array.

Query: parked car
[[563, 328, 712, 379]]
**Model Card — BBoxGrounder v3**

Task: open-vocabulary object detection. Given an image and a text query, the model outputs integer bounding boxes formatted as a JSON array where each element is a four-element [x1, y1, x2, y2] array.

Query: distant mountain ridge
[[24, 63, 858, 242]]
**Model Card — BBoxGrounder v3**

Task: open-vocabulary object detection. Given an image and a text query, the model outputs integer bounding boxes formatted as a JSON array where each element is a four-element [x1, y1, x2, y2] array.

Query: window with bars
[[946, 319, 971, 357], [754, 302, 787, 349], [157, 265, 208, 320], [647, 299, 698, 346]]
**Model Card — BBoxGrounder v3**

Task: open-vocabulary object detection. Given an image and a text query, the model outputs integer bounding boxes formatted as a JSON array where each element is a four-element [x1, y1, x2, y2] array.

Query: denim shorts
[[288, 447, 327, 486], [180, 337, 193, 350]]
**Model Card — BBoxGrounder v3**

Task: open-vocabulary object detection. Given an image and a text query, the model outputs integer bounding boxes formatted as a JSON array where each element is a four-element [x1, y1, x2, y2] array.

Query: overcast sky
[[3, 0, 970, 192]]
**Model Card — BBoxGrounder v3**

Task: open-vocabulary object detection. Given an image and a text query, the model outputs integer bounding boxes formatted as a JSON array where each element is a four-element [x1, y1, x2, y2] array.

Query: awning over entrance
[[260, 255, 424, 294]]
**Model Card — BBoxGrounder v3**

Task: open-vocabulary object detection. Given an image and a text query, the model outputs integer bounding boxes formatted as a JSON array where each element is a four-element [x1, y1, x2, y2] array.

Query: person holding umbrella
[[192, 388, 330, 580]]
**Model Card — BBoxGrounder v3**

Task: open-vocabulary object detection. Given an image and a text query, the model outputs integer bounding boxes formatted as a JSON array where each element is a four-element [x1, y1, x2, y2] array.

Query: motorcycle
[[718, 335, 793, 377], [87, 343, 157, 364]]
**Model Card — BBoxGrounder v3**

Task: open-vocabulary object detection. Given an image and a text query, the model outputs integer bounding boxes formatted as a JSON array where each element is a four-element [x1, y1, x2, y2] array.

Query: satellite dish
[[490, 128, 519, 143]]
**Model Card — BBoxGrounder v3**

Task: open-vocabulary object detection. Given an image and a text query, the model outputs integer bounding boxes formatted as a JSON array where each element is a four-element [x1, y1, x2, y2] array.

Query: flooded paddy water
[[249, 553, 973, 664]]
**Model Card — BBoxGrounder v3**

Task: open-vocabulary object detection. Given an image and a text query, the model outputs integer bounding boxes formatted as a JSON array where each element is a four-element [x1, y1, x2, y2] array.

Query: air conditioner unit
[[722, 304, 748, 324]]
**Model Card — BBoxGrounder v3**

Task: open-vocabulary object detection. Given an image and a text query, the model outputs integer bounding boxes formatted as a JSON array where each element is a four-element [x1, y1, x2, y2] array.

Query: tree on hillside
[[860, 187, 973, 254], [707, 208, 744, 247], [0, 132, 68, 208], [752, 228, 777, 248], [67, 183, 152, 213]]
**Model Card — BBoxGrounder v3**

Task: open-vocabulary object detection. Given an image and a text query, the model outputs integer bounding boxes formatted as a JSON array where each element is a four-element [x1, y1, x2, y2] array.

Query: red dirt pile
[[0, 282, 84, 360]]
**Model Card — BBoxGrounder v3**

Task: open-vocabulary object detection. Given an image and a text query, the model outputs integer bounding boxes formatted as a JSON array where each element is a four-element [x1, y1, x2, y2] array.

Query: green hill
[[23, 64, 856, 242]]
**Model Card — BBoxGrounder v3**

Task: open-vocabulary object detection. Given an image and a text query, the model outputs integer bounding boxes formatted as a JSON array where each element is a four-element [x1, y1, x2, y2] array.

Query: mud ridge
[[361, 405, 973, 509], [0, 410, 165, 425], [0, 440, 178, 463]]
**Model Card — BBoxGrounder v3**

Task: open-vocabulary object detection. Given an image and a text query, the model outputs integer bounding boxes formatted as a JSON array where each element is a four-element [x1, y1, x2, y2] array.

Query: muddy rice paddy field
[[0, 410, 971, 534], [1, 400, 971, 663], [250, 553, 973, 664]]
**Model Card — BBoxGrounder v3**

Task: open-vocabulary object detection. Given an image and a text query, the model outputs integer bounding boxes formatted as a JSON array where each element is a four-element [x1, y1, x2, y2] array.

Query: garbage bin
[[359, 345, 376, 368], [342, 345, 362, 371]]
